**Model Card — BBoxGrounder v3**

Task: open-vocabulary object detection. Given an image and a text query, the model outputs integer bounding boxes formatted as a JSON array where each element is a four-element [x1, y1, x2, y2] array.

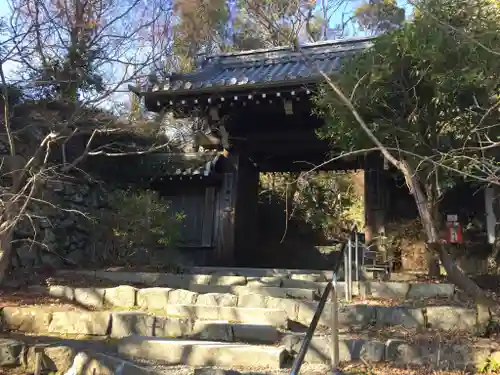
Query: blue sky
[[0, 0, 412, 109]]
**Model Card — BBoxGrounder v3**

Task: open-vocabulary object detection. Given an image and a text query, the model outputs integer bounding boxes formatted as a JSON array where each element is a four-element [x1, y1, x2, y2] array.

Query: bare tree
[[6, 0, 173, 105], [0, 0, 176, 284]]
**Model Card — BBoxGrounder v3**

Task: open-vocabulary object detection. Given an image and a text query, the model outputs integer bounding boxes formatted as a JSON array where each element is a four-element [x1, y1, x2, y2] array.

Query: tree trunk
[[425, 172, 441, 277], [426, 243, 441, 276], [0, 228, 15, 285], [402, 161, 495, 306], [317, 73, 495, 307]]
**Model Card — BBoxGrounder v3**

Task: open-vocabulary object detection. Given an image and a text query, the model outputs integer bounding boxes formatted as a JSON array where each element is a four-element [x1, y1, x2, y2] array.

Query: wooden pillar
[[216, 154, 239, 265], [234, 158, 260, 266], [364, 154, 386, 248]]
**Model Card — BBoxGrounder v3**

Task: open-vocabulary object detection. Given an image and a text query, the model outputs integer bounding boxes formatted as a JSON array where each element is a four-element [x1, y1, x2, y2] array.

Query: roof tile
[[155, 37, 374, 93]]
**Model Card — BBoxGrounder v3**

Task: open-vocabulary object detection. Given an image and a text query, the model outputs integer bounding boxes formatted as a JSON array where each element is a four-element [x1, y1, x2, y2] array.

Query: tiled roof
[[89, 152, 224, 182], [150, 36, 374, 95]]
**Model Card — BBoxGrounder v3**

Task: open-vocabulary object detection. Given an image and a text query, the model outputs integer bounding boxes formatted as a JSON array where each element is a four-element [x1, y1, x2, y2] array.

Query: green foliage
[[355, 0, 405, 34], [99, 189, 184, 265], [316, 0, 500, 189], [172, 0, 231, 63], [259, 171, 364, 237], [479, 356, 500, 374]]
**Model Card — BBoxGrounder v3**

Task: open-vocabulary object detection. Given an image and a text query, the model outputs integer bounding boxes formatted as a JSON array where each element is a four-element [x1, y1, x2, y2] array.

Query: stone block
[[231, 324, 280, 343], [1, 307, 52, 333], [48, 285, 75, 300], [66, 352, 154, 375], [166, 305, 219, 321], [154, 316, 193, 338], [385, 339, 421, 365], [209, 275, 247, 286], [104, 285, 137, 308], [351, 339, 386, 362], [302, 336, 333, 363], [194, 369, 242, 375], [264, 287, 316, 299], [192, 321, 234, 341], [385, 339, 489, 368], [477, 304, 491, 330], [293, 336, 385, 364], [339, 305, 376, 327], [297, 302, 375, 328], [407, 283, 455, 299], [168, 289, 199, 305], [190, 284, 230, 294], [219, 307, 288, 328], [26, 345, 76, 373], [0, 338, 24, 366], [188, 274, 212, 285], [246, 276, 282, 287], [426, 306, 477, 330], [376, 307, 425, 329], [166, 305, 288, 328], [266, 297, 300, 321], [137, 288, 171, 310], [49, 311, 111, 335], [117, 337, 286, 368], [281, 279, 320, 289], [111, 312, 155, 338], [362, 282, 410, 299], [196, 293, 238, 307], [291, 273, 325, 282], [74, 287, 105, 308], [281, 333, 301, 353], [297, 301, 320, 326], [237, 293, 268, 308]]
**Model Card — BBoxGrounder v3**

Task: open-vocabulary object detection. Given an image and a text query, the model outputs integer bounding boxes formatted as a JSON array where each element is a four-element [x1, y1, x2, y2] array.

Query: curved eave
[[143, 78, 321, 113]]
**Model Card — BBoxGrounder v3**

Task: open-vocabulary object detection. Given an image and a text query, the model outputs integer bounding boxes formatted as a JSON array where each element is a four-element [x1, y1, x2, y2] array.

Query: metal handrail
[[289, 225, 358, 375]]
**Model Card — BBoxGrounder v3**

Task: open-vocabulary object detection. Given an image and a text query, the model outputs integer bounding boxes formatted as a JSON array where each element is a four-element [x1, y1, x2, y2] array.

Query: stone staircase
[[0, 267, 498, 374]]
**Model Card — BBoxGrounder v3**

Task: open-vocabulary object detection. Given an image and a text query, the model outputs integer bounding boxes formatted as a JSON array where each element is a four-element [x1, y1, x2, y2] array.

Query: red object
[[446, 221, 463, 244]]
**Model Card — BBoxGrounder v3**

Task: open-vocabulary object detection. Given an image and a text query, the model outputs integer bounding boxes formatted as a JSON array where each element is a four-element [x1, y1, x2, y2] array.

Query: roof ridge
[[199, 37, 375, 69], [200, 36, 376, 59]]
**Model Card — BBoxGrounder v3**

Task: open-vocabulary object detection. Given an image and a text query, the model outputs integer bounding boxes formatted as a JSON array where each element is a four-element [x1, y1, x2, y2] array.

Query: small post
[[343, 242, 349, 300], [347, 236, 352, 301], [34, 347, 44, 375], [331, 277, 340, 374], [354, 232, 359, 282]]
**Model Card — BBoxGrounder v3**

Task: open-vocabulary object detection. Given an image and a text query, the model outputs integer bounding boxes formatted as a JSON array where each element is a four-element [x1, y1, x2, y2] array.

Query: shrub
[[98, 188, 184, 266]]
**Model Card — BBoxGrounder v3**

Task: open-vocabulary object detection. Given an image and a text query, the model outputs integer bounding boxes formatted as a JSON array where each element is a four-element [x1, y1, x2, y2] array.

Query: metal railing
[[343, 228, 362, 302], [289, 226, 360, 375]]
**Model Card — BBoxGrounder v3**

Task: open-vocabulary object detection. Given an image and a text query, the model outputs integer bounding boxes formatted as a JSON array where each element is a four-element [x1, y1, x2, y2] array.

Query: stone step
[[2, 299, 487, 339], [281, 333, 499, 369], [54, 269, 455, 300], [2, 333, 498, 374], [0, 307, 287, 339], [66, 351, 157, 375], [116, 337, 287, 368], [187, 266, 423, 282], [295, 302, 488, 332]]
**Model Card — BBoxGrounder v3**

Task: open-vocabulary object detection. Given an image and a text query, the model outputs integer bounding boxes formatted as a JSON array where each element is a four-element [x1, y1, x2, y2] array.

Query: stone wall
[[12, 175, 196, 270], [13, 177, 109, 269]]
